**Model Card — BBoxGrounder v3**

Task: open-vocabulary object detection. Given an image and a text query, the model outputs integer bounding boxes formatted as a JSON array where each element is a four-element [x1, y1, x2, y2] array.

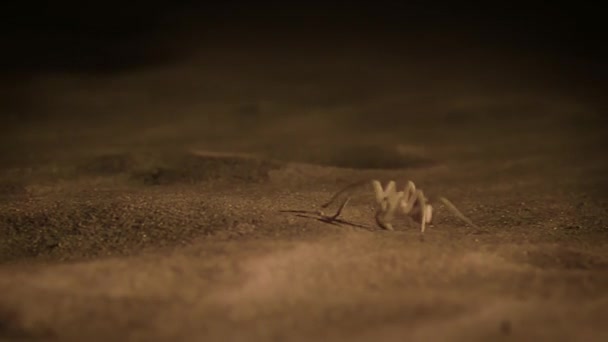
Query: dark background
[[1, 1, 606, 134], [2, 2, 605, 75]]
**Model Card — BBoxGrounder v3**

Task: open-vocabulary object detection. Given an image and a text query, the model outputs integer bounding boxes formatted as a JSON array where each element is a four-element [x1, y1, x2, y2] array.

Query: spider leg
[[400, 181, 417, 214], [320, 180, 370, 209], [325, 197, 351, 220], [372, 180, 396, 205], [438, 196, 479, 229], [372, 180, 400, 230], [375, 198, 395, 230], [319, 180, 372, 221], [424, 203, 433, 224], [416, 189, 428, 234]]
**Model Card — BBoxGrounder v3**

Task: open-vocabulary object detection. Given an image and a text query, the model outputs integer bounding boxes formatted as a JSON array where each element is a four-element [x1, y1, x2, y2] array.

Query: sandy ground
[[1, 31, 608, 341]]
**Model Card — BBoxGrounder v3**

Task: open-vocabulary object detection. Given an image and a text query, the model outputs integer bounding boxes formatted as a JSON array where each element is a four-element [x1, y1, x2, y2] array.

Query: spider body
[[372, 180, 433, 233], [319, 179, 475, 234]]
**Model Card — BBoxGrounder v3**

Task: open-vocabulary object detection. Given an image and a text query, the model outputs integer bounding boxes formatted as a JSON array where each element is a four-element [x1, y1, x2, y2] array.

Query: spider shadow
[[279, 209, 375, 231]]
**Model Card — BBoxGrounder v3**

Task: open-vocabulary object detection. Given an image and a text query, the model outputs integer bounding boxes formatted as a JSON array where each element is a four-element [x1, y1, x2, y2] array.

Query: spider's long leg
[[326, 197, 351, 220], [424, 204, 433, 224], [321, 180, 370, 208], [439, 196, 479, 229], [400, 181, 417, 213], [375, 198, 395, 230], [416, 190, 427, 234]]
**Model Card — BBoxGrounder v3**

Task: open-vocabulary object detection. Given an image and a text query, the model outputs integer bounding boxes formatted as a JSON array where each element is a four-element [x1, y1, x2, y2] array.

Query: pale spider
[[318, 179, 477, 233]]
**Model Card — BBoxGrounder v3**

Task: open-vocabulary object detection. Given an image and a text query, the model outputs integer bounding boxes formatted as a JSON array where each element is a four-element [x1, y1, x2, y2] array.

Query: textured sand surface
[[1, 29, 607, 341]]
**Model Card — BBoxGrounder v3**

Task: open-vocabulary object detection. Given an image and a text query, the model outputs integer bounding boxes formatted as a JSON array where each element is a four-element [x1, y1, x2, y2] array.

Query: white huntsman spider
[[318, 179, 478, 234]]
